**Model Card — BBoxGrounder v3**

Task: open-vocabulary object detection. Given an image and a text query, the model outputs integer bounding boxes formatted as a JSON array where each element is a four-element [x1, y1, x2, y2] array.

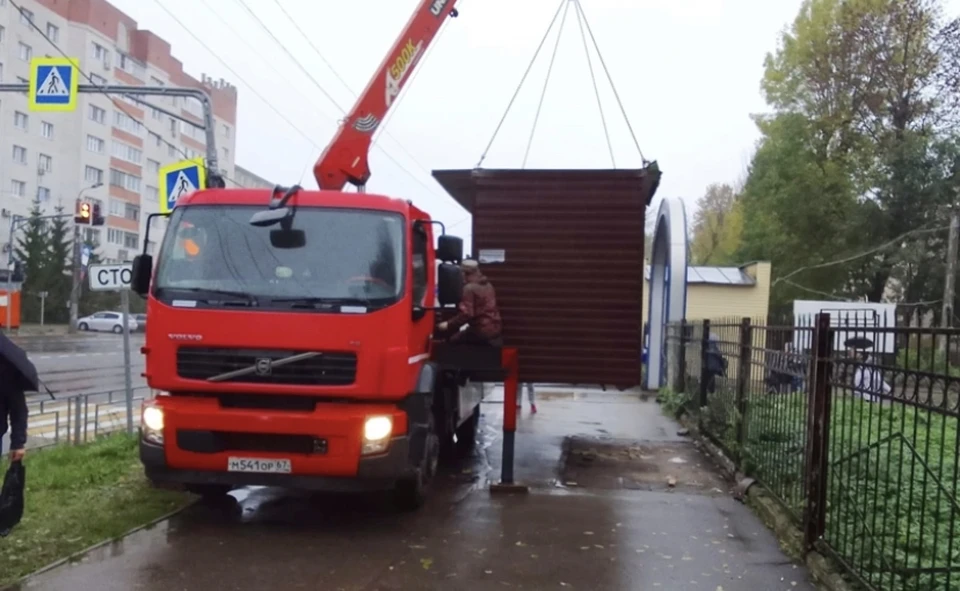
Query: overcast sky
[[109, 0, 958, 247]]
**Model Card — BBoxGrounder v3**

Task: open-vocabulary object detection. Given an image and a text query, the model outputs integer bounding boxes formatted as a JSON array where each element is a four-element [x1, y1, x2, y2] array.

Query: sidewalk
[[426, 387, 819, 590]]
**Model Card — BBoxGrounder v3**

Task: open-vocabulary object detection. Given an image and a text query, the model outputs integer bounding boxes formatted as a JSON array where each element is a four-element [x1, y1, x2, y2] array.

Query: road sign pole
[[4, 214, 15, 334], [121, 288, 134, 434]]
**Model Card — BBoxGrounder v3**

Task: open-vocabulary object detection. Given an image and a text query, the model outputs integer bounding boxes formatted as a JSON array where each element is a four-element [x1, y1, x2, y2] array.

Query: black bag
[[0, 461, 25, 537]]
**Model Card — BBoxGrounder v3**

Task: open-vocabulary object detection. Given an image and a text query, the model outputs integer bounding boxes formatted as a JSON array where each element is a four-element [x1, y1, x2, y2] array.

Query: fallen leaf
[[420, 558, 433, 570], [515, 541, 526, 547]]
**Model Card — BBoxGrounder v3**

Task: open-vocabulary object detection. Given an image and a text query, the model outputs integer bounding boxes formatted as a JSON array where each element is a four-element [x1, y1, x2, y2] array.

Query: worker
[[438, 259, 502, 346]]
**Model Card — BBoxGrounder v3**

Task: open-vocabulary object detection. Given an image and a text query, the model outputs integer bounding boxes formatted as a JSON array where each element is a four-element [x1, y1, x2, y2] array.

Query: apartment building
[[233, 165, 273, 190], [0, 0, 238, 264]]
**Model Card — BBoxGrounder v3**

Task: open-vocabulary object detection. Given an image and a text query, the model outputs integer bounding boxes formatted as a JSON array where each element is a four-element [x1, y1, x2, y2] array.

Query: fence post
[[677, 320, 688, 394], [735, 317, 752, 453], [804, 312, 833, 550], [698, 319, 711, 430]]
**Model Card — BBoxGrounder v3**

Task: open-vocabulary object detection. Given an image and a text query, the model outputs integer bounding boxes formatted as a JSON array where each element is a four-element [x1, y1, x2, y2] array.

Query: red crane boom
[[314, 0, 459, 191]]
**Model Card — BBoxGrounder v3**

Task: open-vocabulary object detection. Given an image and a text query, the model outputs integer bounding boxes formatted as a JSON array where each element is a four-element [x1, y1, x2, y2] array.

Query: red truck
[[130, 0, 481, 510]]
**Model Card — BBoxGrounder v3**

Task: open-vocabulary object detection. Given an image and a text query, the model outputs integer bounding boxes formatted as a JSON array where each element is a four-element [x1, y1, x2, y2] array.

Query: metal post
[[121, 288, 134, 433], [39, 290, 46, 325], [69, 222, 81, 334], [804, 312, 834, 550], [698, 319, 711, 423], [5, 214, 18, 333], [490, 347, 528, 493], [677, 319, 687, 393], [735, 317, 752, 454], [0, 84, 221, 184], [73, 396, 82, 445], [941, 208, 959, 352]]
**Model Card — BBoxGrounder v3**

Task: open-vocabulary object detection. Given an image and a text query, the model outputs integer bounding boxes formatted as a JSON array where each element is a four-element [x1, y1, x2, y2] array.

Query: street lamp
[[69, 182, 104, 333]]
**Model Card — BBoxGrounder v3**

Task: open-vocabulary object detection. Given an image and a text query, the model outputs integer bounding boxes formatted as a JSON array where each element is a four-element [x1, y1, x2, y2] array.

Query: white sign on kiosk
[[88, 263, 133, 292]]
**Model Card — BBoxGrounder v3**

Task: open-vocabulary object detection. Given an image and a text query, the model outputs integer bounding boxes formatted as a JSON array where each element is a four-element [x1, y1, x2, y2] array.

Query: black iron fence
[[664, 314, 960, 591]]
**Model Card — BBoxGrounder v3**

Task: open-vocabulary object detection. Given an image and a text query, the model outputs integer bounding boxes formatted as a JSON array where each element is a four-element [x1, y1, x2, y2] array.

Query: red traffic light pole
[[68, 183, 103, 334]]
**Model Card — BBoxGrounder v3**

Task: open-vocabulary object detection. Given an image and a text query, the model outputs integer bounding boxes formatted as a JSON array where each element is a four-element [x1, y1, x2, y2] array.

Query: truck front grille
[[177, 347, 357, 386]]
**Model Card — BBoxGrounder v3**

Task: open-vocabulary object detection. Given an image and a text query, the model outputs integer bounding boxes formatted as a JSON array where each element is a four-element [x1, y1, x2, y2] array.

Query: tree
[[45, 205, 72, 324], [14, 201, 51, 324], [743, 0, 960, 303], [689, 184, 743, 265]]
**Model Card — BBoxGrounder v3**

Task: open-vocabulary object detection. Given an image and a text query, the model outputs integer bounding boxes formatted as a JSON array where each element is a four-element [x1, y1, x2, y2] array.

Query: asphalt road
[[15, 332, 147, 399]]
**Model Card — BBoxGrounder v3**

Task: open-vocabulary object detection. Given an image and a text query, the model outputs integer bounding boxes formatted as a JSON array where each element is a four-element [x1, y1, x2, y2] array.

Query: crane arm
[[314, 0, 459, 191]]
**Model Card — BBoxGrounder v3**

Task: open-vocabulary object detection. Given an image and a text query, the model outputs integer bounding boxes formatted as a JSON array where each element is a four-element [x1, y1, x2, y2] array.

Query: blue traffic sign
[[28, 57, 79, 112], [158, 158, 206, 213]]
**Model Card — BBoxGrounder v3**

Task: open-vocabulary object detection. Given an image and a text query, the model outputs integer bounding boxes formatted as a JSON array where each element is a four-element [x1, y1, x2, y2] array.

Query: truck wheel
[[394, 419, 439, 512], [186, 484, 232, 502], [455, 405, 480, 457]]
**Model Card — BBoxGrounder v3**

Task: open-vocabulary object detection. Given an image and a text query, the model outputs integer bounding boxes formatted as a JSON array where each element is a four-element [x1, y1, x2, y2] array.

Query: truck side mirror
[[436, 235, 463, 263], [437, 263, 462, 306], [131, 254, 153, 297]]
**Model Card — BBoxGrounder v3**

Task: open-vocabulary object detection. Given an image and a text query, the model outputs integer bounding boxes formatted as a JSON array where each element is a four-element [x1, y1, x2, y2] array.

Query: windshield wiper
[[270, 296, 374, 309], [165, 287, 259, 306]]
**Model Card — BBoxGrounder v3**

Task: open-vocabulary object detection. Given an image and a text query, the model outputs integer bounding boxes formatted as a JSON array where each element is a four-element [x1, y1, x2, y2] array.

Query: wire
[[9, 0, 246, 188], [523, 0, 570, 169], [574, 0, 615, 168], [477, 0, 566, 168], [575, 0, 646, 163], [772, 224, 952, 287]]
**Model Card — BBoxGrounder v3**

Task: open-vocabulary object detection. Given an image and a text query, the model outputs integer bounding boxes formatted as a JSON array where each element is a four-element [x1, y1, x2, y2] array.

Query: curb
[[675, 412, 855, 591], [3, 501, 195, 591]]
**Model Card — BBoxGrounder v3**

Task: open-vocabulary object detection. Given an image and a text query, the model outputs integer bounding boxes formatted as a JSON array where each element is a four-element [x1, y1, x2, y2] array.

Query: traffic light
[[92, 202, 104, 226], [75, 200, 91, 224]]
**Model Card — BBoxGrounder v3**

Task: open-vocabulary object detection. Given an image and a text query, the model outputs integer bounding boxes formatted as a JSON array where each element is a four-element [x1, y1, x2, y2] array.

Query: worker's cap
[[460, 259, 479, 272]]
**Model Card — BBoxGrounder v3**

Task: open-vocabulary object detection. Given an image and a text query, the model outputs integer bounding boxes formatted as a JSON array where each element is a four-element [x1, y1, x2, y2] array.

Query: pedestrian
[[704, 333, 727, 394], [0, 362, 28, 463], [437, 259, 502, 346], [517, 383, 537, 414]]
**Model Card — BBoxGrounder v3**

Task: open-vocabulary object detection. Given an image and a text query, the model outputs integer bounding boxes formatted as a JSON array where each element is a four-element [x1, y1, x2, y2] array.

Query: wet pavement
[[13, 389, 818, 591]]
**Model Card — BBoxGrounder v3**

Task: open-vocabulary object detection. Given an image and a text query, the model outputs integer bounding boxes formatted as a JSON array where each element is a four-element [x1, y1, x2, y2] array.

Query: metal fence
[[23, 386, 154, 449], [664, 314, 960, 591]]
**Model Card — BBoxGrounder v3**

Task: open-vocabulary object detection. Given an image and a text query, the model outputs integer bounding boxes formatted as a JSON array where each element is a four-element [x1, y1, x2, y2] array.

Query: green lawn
[[742, 393, 960, 591], [0, 434, 190, 588]]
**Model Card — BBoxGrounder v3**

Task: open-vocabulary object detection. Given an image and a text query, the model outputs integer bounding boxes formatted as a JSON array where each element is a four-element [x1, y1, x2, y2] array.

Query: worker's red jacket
[[447, 274, 502, 339]]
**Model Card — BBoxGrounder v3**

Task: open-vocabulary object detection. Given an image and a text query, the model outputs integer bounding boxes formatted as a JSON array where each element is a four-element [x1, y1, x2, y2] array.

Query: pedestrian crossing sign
[[158, 158, 206, 213], [28, 57, 79, 112]]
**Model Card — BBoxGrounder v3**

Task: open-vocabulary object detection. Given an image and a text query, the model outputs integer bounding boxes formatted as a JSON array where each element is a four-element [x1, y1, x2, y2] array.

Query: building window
[[13, 111, 27, 130], [119, 54, 146, 79], [89, 73, 107, 86], [169, 118, 177, 137], [146, 186, 159, 203], [18, 8, 33, 26], [12, 145, 26, 164], [123, 231, 139, 249], [108, 198, 124, 216], [168, 144, 177, 158], [41, 121, 53, 138], [83, 228, 100, 245], [124, 203, 140, 222], [146, 160, 160, 176], [221, 123, 231, 138], [111, 141, 142, 164], [92, 43, 109, 67], [38, 154, 52, 172], [107, 228, 123, 245], [151, 107, 162, 120], [0, 62, 4, 82], [88, 105, 106, 124], [0, 26, 5, 43], [86, 135, 105, 153], [222, 147, 230, 162], [114, 110, 142, 135], [84, 166, 104, 184], [148, 132, 162, 147], [17, 42, 31, 61], [10, 180, 25, 197], [109, 169, 141, 193], [45, 23, 58, 42], [37, 186, 50, 202]]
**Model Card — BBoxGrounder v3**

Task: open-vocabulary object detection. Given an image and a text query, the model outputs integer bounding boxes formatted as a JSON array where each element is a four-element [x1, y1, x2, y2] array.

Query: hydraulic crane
[[314, 0, 460, 191]]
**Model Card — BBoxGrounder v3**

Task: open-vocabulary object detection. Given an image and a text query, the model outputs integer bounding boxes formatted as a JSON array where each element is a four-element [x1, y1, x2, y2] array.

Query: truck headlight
[[362, 416, 393, 455], [141, 404, 165, 444]]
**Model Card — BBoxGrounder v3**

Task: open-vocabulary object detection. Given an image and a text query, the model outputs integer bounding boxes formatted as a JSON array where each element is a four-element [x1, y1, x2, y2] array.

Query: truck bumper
[[140, 436, 412, 493], [138, 395, 427, 494]]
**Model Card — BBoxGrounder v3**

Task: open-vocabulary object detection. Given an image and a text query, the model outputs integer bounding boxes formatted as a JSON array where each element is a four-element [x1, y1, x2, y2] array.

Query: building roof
[[643, 265, 756, 286]]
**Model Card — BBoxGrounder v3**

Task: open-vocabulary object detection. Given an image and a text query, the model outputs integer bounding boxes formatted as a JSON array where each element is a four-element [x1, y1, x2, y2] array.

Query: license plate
[[227, 457, 292, 473]]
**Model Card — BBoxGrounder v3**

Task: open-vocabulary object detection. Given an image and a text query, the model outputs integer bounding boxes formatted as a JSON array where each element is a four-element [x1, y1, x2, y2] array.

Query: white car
[[76, 311, 139, 334]]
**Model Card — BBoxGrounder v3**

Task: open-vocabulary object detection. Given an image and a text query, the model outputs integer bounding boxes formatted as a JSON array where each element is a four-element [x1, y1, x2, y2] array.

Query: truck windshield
[[153, 205, 405, 307]]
